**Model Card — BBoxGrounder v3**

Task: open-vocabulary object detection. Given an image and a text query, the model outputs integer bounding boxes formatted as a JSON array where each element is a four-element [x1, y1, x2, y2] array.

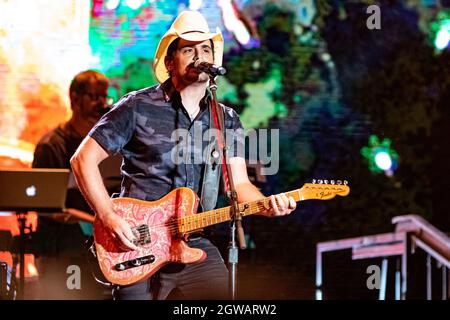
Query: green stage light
[[361, 135, 399, 176], [431, 11, 450, 51]]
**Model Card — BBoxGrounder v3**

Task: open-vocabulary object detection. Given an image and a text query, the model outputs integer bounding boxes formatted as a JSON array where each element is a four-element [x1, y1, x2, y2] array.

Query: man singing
[[71, 10, 296, 300]]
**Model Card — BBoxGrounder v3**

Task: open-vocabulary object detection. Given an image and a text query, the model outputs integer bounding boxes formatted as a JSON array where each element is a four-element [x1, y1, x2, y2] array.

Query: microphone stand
[[209, 76, 246, 300], [16, 212, 28, 300]]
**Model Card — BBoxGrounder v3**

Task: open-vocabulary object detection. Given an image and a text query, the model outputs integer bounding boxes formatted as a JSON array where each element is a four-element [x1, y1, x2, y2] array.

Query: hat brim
[[153, 28, 224, 83]]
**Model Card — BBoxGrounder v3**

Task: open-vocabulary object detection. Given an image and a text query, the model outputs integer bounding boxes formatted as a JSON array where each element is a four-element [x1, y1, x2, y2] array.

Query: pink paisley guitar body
[[94, 187, 205, 286], [94, 182, 350, 286]]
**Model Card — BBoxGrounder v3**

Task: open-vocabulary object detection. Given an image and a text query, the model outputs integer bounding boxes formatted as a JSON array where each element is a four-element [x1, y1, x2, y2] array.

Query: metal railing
[[393, 215, 450, 300], [316, 214, 450, 300]]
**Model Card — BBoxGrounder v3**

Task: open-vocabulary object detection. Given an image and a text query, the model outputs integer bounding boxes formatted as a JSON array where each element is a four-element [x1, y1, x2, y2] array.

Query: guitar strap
[[199, 100, 230, 212], [210, 100, 231, 194]]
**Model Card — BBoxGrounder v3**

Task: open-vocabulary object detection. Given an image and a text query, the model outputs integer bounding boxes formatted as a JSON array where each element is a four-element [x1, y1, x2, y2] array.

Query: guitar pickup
[[131, 224, 151, 246], [114, 255, 156, 271], [132, 237, 151, 246]]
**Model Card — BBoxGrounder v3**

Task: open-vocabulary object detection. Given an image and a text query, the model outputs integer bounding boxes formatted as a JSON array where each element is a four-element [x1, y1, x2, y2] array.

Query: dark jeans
[[112, 237, 229, 300]]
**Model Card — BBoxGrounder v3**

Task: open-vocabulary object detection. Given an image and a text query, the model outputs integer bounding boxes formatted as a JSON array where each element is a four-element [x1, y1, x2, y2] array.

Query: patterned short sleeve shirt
[[89, 81, 244, 203]]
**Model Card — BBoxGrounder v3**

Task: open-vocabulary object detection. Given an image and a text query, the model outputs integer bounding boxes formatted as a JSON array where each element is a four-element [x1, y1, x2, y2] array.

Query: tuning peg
[[337, 180, 342, 185], [318, 179, 323, 184], [324, 180, 328, 184], [330, 180, 335, 185], [312, 179, 317, 184], [344, 180, 348, 185]]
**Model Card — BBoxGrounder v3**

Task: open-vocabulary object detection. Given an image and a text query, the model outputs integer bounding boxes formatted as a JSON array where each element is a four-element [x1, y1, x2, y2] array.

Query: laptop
[[67, 154, 122, 191], [0, 168, 70, 212]]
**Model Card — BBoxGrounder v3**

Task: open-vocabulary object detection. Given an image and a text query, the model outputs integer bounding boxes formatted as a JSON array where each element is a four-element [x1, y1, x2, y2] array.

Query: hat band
[[181, 30, 208, 35]]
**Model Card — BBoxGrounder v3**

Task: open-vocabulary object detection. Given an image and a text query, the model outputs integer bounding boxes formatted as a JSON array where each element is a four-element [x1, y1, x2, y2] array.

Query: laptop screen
[[0, 169, 70, 212]]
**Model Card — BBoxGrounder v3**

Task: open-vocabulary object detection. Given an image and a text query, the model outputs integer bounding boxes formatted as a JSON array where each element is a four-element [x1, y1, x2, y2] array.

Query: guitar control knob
[[115, 263, 126, 271], [131, 259, 141, 266]]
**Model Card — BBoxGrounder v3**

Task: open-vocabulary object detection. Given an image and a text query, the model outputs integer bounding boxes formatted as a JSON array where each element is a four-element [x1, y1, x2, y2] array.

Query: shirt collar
[[161, 78, 212, 111], [161, 79, 176, 103]]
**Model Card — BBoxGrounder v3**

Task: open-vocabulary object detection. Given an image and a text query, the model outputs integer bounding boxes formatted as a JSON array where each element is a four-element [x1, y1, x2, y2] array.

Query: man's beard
[[182, 70, 209, 85]]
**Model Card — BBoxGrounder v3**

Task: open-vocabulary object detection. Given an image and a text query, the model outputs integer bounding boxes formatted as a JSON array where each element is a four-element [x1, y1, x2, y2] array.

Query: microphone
[[194, 60, 227, 77]]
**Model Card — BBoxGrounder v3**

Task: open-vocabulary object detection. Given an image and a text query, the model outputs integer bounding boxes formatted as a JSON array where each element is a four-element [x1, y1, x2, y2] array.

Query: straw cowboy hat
[[153, 11, 224, 83]]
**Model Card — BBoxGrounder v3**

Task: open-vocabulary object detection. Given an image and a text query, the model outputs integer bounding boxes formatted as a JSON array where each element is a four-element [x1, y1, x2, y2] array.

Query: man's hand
[[229, 157, 296, 217], [261, 193, 296, 217], [101, 212, 138, 251]]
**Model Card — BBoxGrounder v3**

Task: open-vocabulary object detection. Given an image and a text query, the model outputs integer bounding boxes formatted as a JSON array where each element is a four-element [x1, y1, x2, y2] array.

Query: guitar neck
[[179, 189, 303, 233]]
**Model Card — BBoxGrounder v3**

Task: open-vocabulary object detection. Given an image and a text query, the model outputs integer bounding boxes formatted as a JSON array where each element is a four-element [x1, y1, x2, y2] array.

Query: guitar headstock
[[300, 179, 350, 200]]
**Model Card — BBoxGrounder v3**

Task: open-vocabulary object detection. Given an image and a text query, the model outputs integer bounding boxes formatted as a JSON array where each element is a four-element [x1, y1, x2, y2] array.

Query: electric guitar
[[94, 180, 350, 285]]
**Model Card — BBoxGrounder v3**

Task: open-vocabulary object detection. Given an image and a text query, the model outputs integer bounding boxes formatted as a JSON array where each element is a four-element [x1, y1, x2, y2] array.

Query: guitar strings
[[135, 201, 269, 234], [111, 186, 344, 236], [126, 191, 306, 234], [130, 194, 300, 233], [146, 191, 297, 231], [121, 188, 321, 233]]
